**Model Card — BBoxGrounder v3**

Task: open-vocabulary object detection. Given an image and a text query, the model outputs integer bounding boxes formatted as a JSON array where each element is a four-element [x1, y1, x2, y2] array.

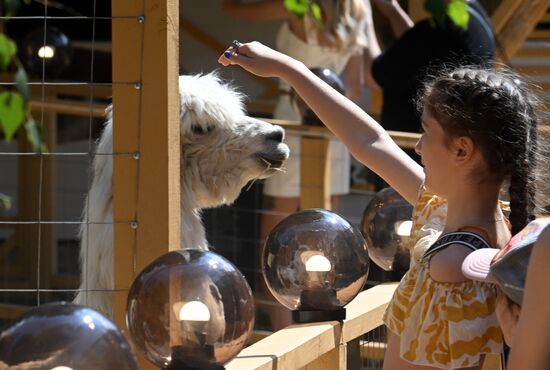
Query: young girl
[[219, 42, 541, 370]]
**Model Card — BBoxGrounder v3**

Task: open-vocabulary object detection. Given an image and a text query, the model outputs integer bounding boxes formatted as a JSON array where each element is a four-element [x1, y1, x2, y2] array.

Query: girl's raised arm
[[219, 41, 424, 204]]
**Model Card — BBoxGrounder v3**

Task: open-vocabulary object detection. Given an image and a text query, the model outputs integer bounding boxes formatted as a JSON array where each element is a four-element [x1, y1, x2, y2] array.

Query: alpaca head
[[178, 73, 289, 209]]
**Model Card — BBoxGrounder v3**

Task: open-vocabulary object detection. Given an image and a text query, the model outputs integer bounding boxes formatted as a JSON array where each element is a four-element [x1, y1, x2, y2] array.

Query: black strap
[[422, 231, 491, 260]]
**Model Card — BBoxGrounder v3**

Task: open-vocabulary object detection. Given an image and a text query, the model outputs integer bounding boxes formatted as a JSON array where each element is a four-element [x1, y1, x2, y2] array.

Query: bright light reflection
[[305, 255, 331, 272], [179, 301, 210, 322], [38, 45, 55, 58], [395, 220, 413, 236], [51, 367, 73, 370], [83, 315, 92, 324]]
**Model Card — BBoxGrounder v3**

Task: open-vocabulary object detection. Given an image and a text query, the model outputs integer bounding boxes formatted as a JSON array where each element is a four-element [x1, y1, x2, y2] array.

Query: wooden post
[[300, 137, 331, 210], [491, 0, 523, 34], [17, 100, 57, 297], [111, 1, 180, 369], [495, 0, 550, 59]]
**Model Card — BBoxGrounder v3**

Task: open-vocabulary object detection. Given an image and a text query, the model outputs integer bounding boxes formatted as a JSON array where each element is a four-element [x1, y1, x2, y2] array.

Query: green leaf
[[15, 67, 29, 102], [310, 3, 322, 23], [0, 34, 17, 71], [447, 0, 469, 31], [425, 0, 469, 30], [0, 192, 12, 212], [24, 119, 45, 153], [425, 0, 446, 28], [0, 91, 26, 141], [284, 0, 309, 17], [4, 0, 21, 18], [284, 0, 323, 23]]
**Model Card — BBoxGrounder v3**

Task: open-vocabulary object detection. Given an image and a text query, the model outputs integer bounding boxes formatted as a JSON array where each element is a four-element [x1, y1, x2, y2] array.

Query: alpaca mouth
[[258, 156, 285, 169]]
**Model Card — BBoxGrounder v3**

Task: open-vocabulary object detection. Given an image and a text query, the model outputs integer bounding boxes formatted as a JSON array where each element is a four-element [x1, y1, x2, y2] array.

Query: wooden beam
[[226, 321, 341, 370], [30, 98, 106, 118], [226, 283, 397, 370], [267, 119, 420, 150], [491, 0, 523, 34], [112, 1, 180, 369], [496, 0, 550, 59]]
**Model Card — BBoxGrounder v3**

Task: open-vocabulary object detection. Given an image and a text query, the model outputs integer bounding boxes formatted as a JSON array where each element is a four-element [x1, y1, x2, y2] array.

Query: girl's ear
[[452, 136, 475, 165]]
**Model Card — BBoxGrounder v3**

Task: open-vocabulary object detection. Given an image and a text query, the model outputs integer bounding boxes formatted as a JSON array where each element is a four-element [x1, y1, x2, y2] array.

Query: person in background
[[505, 224, 550, 370], [462, 218, 550, 350], [223, 0, 370, 331], [363, 0, 495, 135]]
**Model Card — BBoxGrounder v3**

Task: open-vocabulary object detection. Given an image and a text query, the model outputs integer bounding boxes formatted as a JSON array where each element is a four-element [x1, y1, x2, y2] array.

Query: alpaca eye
[[191, 125, 212, 135]]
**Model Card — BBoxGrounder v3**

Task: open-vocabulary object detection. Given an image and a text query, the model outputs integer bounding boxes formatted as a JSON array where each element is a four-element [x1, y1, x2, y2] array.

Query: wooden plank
[[514, 65, 550, 75], [482, 353, 503, 370], [299, 344, 346, 370], [30, 98, 106, 118], [15, 107, 57, 293], [497, 0, 550, 58], [226, 285, 397, 370], [112, 1, 180, 369], [267, 119, 420, 149], [0, 303, 28, 319], [300, 137, 331, 210], [529, 29, 550, 39], [226, 322, 341, 370], [491, 0, 523, 34], [30, 84, 112, 99], [341, 283, 398, 343], [515, 47, 550, 58]]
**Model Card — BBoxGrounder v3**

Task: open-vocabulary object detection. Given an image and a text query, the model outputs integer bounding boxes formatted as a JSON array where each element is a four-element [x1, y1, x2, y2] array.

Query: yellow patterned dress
[[383, 189, 503, 369]]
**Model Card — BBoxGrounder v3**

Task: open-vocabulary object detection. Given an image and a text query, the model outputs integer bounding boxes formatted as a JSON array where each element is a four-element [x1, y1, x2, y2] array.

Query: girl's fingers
[[218, 45, 252, 69]]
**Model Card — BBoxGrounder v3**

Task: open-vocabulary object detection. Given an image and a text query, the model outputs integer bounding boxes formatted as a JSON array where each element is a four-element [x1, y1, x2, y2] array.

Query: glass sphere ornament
[[263, 209, 369, 323], [126, 249, 254, 370], [21, 26, 72, 78], [361, 187, 413, 272], [290, 67, 346, 126], [0, 302, 137, 370]]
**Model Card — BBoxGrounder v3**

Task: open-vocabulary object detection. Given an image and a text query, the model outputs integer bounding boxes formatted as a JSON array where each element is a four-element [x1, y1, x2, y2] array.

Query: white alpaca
[[75, 73, 289, 317]]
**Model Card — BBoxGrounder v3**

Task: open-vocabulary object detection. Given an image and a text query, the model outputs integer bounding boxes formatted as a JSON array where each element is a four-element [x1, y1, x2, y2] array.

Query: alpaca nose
[[266, 127, 284, 143]]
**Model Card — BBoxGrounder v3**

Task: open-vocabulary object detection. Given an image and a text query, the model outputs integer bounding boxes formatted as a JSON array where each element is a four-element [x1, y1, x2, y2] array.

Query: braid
[[508, 112, 538, 234]]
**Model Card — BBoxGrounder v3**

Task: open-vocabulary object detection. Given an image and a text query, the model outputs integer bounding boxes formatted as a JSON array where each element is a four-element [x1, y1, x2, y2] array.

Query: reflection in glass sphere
[[126, 250, 254, 370], [263, 209, 369, 321], [0, 302, 137, 370], [361, 187, 413, 272], [291, 67, 346, 126], [21, 26, 72, 78]]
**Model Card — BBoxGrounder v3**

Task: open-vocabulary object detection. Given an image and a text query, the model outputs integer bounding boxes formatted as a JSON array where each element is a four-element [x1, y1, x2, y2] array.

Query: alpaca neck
[[180, 187, 209, 250]]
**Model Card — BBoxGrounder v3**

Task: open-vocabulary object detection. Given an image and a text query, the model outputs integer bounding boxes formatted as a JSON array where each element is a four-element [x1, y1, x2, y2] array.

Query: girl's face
[[415, 108, 456, 195], [495, 288, 521, 347]]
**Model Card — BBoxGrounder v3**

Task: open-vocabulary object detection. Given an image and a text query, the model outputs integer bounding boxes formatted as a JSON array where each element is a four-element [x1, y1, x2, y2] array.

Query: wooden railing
[[226, 283, 398, 370]]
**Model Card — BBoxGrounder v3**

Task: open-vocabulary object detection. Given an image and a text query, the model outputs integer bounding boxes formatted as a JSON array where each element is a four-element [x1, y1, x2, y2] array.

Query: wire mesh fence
[[0, 0, 404, 345]]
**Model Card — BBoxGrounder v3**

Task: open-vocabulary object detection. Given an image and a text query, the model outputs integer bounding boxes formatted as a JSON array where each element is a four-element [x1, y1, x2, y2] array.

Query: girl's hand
[[218, 41, 295, 78]]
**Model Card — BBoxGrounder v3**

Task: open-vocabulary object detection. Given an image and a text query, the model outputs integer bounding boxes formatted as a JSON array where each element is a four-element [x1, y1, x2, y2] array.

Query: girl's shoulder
[[428, 243, 480, 283]]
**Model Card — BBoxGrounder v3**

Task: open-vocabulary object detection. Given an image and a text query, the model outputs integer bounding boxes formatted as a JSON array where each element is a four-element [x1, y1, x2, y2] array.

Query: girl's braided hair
[[419, 67, 545, 234]]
